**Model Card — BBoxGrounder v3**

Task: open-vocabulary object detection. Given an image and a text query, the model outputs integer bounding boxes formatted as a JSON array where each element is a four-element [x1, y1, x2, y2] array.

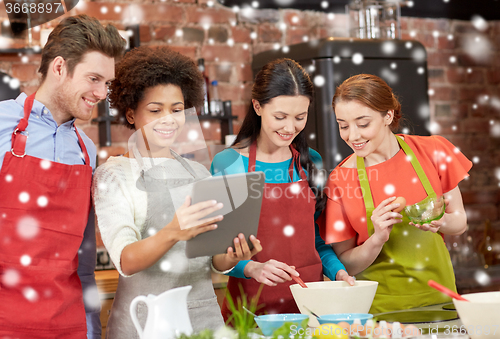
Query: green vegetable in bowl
[[271, 318, 309, 339]]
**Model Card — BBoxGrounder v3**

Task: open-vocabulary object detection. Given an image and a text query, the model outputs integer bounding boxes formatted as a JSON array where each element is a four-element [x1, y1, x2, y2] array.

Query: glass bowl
[[404, 195, 445, 224]]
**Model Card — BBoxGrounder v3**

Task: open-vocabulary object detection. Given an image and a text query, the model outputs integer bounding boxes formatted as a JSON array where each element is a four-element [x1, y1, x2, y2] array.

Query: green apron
[[355, 135, 456, 314]]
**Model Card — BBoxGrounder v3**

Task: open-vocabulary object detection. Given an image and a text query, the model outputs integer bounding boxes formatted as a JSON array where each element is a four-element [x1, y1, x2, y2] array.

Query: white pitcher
[[130, 285, 194, 339]]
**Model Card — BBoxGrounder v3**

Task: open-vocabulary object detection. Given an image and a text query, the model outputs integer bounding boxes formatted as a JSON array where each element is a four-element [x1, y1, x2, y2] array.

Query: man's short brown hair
[[38, 14, 126, 82]]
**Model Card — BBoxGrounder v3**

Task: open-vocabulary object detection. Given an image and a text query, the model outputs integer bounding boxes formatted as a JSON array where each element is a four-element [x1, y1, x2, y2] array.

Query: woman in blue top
[[211, 58, 354, 318]]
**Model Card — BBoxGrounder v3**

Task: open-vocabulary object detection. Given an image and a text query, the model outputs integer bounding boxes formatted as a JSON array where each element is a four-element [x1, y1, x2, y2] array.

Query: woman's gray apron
[[106, 148, 224, 339]]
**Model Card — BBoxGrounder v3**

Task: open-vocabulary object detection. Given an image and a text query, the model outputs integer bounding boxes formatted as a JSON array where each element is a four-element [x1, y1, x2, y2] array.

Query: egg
[[374, 321, 392, 338], [358, 326, 367, 337], [391, 322, 404, 338], [402, 324, 420, 337], [337, 322, 351, 332], [385, 322, 394, 337], [392, 197, 406, 213], [351, 319, 363, 336], [359, 319, 375, 337]]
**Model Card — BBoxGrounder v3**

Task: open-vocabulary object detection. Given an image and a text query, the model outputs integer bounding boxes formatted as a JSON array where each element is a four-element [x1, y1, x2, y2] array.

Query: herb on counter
[[178, 329, 215, 339], [177, 285, 267, 339], [225, 284, 264, 338], [271, 319, 309, 339]]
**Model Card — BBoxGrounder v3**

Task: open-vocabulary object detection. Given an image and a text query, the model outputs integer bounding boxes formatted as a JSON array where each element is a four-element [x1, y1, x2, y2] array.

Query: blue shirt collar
[[16, 92, 76, 131]]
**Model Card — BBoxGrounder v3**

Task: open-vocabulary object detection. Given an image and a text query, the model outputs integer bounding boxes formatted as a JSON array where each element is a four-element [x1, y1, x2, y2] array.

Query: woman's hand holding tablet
[[168, 196, 223, 240]]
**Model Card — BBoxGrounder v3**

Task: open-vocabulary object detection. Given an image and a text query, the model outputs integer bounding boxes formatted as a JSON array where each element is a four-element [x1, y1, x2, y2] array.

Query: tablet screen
[[185, 171, 265, 258]]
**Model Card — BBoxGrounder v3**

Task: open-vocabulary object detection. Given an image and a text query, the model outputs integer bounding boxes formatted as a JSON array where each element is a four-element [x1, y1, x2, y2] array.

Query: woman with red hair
[[319, 74, 471, 314]]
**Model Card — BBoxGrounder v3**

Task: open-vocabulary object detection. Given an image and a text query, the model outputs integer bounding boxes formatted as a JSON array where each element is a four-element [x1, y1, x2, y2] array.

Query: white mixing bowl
[[290, 280, 378, 327], [453, 291, 500, 339]]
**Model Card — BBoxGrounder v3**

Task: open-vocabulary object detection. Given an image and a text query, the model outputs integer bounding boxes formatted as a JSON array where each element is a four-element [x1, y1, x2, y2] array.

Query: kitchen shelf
[[197, 115, 237, 121], [95, 269, 119, 300], [91, 106, 238, 146], [91, 116, 118, 123], [198, 115, 237, 144], [0, 47, 41, 54]]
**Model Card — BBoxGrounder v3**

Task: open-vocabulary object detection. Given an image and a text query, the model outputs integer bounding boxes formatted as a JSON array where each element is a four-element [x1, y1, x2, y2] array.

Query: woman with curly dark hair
[[92, 46, 261, 338]]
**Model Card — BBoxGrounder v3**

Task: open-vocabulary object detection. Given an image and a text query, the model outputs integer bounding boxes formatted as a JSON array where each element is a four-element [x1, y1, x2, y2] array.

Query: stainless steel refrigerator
[[252, 38, 431, 172]]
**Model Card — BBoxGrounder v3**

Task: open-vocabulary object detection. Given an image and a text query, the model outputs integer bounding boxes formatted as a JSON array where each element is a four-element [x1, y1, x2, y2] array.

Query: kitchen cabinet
[[95, 270, 119, 338], [99, 299, 114, 338], [198, 114, 238, 145]]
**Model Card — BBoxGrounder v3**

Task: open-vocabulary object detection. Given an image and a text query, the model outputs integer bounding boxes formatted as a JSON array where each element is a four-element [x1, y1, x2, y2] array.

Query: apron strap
[[11, 92, 91, 165], [357, 134, 438, 235], [11, 93, 35, 157], [356, 156, 375, 212], [74, 127, 91, 166], [248, 140, 257, 173], [289, 145, 308, 182], [248, 140, 307, 182], [132, 136, 148, 169], [132, 139, 199, 180], [17, 93, 33, 132], [394, 135, 435, 198], [171, 149, 199, 179]]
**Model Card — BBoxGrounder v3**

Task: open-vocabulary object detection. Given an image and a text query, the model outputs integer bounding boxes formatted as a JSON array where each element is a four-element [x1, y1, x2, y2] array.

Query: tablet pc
[[185, 171, 265, 258]]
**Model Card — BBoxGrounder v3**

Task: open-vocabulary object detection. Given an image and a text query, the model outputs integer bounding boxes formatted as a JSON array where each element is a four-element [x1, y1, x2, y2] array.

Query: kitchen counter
[[95, 269, 229, 299], [95, 269, 229, 338], [95, 271, 468, 337], [95, 269, 119, 299], [374, 303, 463, 335]]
